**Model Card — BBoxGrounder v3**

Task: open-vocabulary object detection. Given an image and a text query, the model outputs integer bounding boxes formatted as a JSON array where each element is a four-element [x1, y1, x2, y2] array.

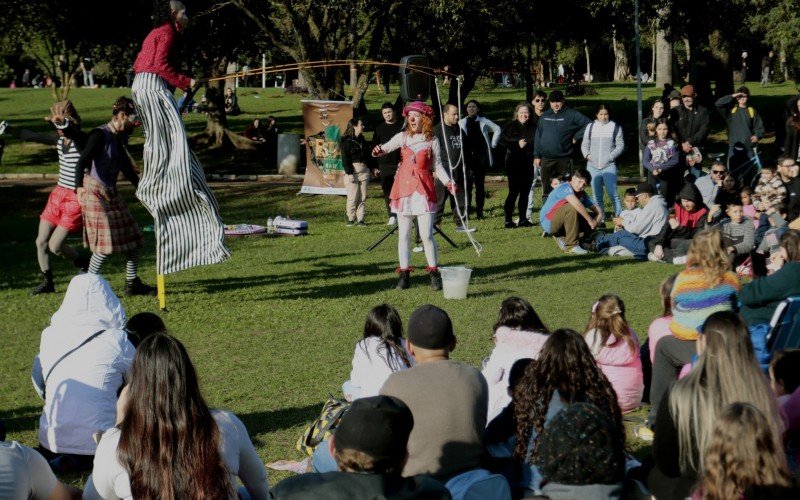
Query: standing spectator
[[581, 104, 625, 220], [434, 103, 467, 231], [81, 55, 94, 88], [647, 312, 781, 500], [640, 99, 666, 150], [533, 90, 591, 200], [459, 99, 501, 219], [672, 85, 710, 180], [643, 121, 681, 205], [32, 273, 134, 473], [22, 68, 31, 87], [714, 86, 764, 160], [340, 118, 370, 227], [58, 55, 69, 87], [784, 96, 800, 161], [761, 50, 774, 86], [380, 305, 488, 481], [583, 295, 644, 413], [501, 102, 537, 228], [525, 90, 548, 222], [371, 103, 404, 226]]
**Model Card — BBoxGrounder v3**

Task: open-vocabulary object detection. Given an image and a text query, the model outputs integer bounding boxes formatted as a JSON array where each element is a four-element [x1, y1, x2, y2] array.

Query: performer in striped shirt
[[0, 101, 90, 295]]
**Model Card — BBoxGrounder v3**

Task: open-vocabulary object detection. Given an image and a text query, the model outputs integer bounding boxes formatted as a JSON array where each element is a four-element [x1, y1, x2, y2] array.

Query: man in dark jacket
[[435, 103, 468, 231], [525, 90, 548, 220], [715, 86, 764, 159], [371, 103, 404, 226], [672, 85, 710, 179], [269, 396, 451, 499], [533, 90, 591, 200]]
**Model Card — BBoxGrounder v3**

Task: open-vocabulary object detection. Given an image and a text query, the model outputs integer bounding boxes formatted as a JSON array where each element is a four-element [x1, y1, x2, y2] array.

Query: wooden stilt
[[157, 274, 166, 311]]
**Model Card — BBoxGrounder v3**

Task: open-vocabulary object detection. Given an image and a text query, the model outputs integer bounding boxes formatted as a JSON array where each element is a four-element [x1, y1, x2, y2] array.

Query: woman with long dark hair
[[131, 0, 230, 276], [83, 333, 269, 499], [513, 328, 624, 494]]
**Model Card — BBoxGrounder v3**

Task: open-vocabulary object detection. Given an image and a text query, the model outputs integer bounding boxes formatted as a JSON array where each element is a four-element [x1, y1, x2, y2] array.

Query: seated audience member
[[124, 311, 166, 348], [740, 185, 757, 222], [693, 403, 793, 499], [720, 198, 755, 263], [645, 230, 740, 432], [485, 358, 535, 459], [0, 434, 82, 499], [514, 329, 624, 496], [539, 169, 602, 255], [270, 396, 450, 499], [482, 297, 550, 421], [583, 295, 644, 413], [84, 333, 269, 499], [342, 304, 414, 401], [740, 230, 800, 365], [642, 274, 678, 402], [32, 273, 135, 473], [707, 172, 741, 224], [379, 305, 488, 481], [589, 182, 667, 258], [648, 183, 709, 264], [535, 403, 626, 499], [755, 202, 788, 259], [244, 118, 267, 142], [770, 350, 800, 407], [224, 87, 240, 116], [616, 188, 639, 229], [753, 164, 786, 213], [694, 160, 726, 209], [648, 311, 781, 500]]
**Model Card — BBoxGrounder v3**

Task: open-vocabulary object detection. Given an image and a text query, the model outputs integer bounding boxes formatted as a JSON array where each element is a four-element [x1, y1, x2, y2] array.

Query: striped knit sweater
[[670, 268, 741, 340]]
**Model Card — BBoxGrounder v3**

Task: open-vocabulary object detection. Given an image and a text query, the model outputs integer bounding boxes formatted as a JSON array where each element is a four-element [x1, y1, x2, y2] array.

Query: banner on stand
[[299, 100, 354, 195]]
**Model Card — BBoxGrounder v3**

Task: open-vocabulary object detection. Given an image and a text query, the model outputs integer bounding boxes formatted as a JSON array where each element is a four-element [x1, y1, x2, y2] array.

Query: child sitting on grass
[[721, 199, 755, 265], [342, 304, 413, 401], [583, 294, 643, 413], [616, 188, 639, 231], [740, 185, 757, 223]]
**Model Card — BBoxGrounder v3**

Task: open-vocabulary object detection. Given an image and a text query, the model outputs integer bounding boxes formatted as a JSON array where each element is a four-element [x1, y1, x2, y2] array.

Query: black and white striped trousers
[[131, 73, 230, 275]]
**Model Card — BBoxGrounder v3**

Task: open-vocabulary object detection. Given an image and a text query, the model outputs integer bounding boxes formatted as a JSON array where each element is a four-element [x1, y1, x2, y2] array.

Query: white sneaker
[[387, 216, 396, 226], [569, 245, 588, 255], [672, 255, 688, 265], [412, 246, 424, 253], [647, 252, 665, 263], [455, 226, 476, 233], [0, 121, 7, 135], [553, 236, 567, 251]]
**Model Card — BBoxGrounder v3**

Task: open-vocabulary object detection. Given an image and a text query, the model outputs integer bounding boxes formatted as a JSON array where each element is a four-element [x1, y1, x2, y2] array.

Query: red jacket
[[133, 24, 191, 90]]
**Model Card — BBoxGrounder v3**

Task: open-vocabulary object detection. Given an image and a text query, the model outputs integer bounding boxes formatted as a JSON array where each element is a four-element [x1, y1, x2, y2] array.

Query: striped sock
[[88, 253, 108, 274], [126, 248, 140, 282]]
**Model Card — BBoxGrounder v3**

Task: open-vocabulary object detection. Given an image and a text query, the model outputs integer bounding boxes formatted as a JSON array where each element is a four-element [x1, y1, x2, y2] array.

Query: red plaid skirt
[[80, 176, 142, 254]]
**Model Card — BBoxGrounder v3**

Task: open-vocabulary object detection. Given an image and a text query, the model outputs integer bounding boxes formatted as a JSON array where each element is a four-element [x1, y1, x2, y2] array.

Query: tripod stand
[[366, 223, 458, 252]]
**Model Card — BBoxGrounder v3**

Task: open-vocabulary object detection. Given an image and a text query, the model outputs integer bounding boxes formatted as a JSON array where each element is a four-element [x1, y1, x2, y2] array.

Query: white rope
[[434, 76, 482, 256]]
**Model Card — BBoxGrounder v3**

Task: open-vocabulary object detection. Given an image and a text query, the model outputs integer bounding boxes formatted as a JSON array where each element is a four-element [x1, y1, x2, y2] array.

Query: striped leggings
[[88, 248, 140, 281]]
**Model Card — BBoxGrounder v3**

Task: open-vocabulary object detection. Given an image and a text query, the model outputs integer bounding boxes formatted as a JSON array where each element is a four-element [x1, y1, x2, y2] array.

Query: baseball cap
[[333, 395, 414, 462], [634, 182, 655, 197], [407, 304, 455, 350]]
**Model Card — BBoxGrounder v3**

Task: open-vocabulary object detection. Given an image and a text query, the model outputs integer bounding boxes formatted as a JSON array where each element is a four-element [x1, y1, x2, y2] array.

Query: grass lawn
[[0, 80, 790, 487]]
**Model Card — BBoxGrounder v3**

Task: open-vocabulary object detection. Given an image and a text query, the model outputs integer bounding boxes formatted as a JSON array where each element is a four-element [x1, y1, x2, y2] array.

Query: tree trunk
[[612, 30, 630, 81], [584, 41, 592, 80], [525, 42, 534, 102], [651, 24, 656, 77], [655, 28, 672, 88]]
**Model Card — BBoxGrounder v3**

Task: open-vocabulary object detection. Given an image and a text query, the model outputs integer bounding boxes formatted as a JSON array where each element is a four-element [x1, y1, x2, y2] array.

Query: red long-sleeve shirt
[[132, 24, 191, 90]]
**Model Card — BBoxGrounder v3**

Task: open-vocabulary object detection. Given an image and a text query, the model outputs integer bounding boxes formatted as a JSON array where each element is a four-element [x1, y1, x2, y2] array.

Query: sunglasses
[[711, 170, 726, 174], [533, 98, 545, 102]]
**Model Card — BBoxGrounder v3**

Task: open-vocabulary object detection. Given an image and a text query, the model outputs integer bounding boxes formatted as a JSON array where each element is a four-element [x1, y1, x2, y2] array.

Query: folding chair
[[767, 296, 800, 354]]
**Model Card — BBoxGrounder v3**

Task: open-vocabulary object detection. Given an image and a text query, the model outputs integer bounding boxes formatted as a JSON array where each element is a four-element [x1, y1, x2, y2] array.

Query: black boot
[[124, 277, 157, 297], [428, 268, 442, 291], [31, 270, 55, 295], [395, 270, 411, 290]]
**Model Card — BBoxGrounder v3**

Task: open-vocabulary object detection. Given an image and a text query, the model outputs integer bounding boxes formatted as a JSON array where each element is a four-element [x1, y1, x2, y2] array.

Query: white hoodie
[[33, 274, 134, 455]]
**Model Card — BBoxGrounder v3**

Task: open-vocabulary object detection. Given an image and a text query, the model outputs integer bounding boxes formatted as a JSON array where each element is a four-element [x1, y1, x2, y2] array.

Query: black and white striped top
[[56, 137, 81, 190]]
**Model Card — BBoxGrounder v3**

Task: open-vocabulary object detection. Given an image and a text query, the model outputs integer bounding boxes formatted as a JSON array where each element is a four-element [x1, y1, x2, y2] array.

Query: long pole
[[635, 0, 643, 178], [262, 54, 266, 88]]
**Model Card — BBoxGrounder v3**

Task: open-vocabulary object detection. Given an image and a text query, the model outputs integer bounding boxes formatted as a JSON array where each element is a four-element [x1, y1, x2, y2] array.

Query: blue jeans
[[595, 230, 647, 257], [587, 165, 621, 217], [311, 439, 338, 473]]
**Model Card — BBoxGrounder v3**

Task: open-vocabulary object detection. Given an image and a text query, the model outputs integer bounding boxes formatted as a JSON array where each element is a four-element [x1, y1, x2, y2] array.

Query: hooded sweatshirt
[[34, 274, 134, 455], [625, 194, 668, 238], [534, 107, 592, 159], [652, 184, 708, 247], [581, 120, 624, 169]]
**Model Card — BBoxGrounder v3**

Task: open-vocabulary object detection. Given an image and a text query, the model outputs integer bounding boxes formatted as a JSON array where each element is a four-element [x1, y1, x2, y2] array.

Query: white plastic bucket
[[439, 266, 473, 299]]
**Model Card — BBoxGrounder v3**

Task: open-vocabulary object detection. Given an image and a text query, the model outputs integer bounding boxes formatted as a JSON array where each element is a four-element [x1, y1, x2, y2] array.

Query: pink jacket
[[585, 328, 644, 413], [482, 326, 550, 421], [647, 316, 672, 364]]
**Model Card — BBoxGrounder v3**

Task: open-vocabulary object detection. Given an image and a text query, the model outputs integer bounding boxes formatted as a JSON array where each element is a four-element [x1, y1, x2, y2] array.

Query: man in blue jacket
[[533, 90, 591, 201]]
